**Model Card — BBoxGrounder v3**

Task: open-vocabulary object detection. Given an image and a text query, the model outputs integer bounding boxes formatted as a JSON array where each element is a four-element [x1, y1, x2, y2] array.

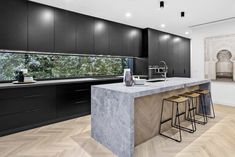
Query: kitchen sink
[[146, 79, 166, 83]]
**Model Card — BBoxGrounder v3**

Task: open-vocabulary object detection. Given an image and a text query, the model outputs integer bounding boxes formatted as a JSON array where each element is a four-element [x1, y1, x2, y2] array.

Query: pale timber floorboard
[[0, 104, 234, 157]]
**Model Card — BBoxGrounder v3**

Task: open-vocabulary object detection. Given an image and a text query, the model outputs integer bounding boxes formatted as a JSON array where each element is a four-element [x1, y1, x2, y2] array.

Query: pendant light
[[160, 1, 164, 8], [181, 11, 185, 17]]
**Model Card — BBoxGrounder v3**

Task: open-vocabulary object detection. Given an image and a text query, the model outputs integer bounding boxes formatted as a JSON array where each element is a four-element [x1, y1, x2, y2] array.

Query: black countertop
[[0, 77, 123, 89]]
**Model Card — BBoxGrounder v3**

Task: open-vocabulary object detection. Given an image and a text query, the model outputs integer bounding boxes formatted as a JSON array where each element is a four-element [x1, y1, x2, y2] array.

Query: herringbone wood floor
[[0, 104, 234, 157]]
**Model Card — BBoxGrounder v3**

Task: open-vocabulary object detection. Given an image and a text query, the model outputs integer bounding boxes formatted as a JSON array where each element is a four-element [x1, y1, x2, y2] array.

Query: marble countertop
[[0, 77, 122, 90], [92, 77, 210, 98]]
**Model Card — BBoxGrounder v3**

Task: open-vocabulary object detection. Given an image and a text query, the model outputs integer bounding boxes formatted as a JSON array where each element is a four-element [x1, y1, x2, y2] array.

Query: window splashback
[[0, 52, 133, 81]]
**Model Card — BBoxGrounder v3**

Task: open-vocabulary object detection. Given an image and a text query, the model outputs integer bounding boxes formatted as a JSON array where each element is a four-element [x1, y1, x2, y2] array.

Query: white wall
[[191, 20, 235, 106]]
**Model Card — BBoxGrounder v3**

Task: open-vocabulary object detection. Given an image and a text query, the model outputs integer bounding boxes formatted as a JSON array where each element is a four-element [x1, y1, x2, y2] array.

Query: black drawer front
[[57, 83, 90, 92], [56, 100, 90, 117], [0, 96, 55, 116], [0, 86, 55, 100], [0, 109, 56, 132]]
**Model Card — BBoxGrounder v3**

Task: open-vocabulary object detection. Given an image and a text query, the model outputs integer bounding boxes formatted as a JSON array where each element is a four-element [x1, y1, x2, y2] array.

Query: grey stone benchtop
[[92, 77, 210, 98], [0, 77, 122, 90]]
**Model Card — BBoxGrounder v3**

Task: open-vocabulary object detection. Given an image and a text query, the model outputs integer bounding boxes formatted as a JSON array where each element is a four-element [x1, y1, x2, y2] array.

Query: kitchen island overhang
[[91, 78, 211, 157]]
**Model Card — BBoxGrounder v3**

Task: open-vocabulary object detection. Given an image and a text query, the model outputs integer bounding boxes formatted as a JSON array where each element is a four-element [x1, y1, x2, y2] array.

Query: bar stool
[[196, 89, 215, 119], [181, 92, 207, 125], [159, 96, 196, 142]]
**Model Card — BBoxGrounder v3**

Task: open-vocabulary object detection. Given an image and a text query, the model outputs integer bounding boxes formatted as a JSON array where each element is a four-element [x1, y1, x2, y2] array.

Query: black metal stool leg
[[159, 99, 165, 134], [199, 95, 208, 125], [208, 92, 215, 119], [202, 94, 208, 123], [159, 100, 182, 142], [176, 103, 182, 142], [188, 99, 196, 132], [173, 101, 195, 133]]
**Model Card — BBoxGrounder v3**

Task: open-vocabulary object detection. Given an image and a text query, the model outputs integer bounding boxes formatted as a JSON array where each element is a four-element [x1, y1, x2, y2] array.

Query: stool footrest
[[160, 112, 186, 124], [173, 125, 195, 133], [186, 118, 207, 125]]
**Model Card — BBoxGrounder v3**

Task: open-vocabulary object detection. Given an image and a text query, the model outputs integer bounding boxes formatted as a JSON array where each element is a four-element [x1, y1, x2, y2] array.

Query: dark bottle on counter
[[18, 71, 24, 82]]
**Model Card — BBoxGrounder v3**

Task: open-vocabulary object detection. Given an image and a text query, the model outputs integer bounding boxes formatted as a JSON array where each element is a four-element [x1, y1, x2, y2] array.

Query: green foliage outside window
[[0, 52, 132, 81]]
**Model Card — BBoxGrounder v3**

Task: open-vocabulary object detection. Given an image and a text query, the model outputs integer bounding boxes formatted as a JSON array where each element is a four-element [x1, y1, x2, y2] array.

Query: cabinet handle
[[24, 94, 42, 99], [74, 89, 90, 92], [184, 69, 186, 74], [74, 100, 89, 104]]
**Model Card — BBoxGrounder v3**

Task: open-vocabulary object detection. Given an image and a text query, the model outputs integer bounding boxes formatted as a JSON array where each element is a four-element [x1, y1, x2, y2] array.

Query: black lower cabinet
[[0, 86, 56, 135], [56, 83, 91, 118], [0, 79, 122, 136]]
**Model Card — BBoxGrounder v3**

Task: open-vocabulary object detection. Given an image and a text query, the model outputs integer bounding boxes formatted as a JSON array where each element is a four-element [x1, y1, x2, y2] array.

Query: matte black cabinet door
[[166, 35, 174, 77], [55, 9, 76, 53], [0, 0, 27, 50], [94, 19, 109, 55], [132, 28, 142, 57], [122, 25, 130, 56], [76, 15, 94, 54], [123, 26, 142, 57], [28, 2, 54, 52], [183, 39, 191, 77], [158, 31, 168, 63], [172, 36, 185, 77], [109, 22, 124, 56], [148, 30, 159, 65]]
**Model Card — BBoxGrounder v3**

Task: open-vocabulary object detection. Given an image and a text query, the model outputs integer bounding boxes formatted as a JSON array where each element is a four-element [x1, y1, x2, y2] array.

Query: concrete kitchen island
[[91, 78, 211, 157]]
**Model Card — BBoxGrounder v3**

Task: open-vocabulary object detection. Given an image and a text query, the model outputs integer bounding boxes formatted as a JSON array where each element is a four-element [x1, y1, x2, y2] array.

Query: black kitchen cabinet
[[109, 22, 124, 56], [171, 36, 190, 77], [166, 35, 174, 77], [123, 26, 142, 57], [183, 39, 191, 77], [28, 2, 54, 52], [148, 29, 159, 65], [172, 36, 182, 77], [0, 78, 122, 136], [76, 15, 94, 54], [56, 83, 91, 118], [0, 0, 143, 57], [94, 19, 109, 55], [0, 0, 27, 50], [143, 28, 190, 78], [55, 9, 76, 53], [132, 28, 142, 57], [0, 86, 56, 132], [158, 31, 169, 63]]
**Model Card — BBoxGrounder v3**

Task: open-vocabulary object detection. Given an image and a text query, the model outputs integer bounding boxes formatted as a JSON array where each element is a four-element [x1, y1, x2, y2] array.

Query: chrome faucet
[[159, 61, 168, 81], [148, 61, 168, 81]]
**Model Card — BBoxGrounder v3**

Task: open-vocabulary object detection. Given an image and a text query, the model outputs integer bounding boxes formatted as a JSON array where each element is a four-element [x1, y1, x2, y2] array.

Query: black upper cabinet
[[76, 15, 94, 54], [55, 9, 76, 53], [0, 0, 27, 50], [148, 29, 159, 65], [109, 23, 142, 57], [94, 19, 109, 55], [109, 22, 124, 56], [166, 35, 174, 77], [28, 2, 54, 52], [132, 28, 142, 57], [183, 39, 191, 77], [158, 31, 168, 63], [144, 28, 190, 78], [123, 26, 142, 57]]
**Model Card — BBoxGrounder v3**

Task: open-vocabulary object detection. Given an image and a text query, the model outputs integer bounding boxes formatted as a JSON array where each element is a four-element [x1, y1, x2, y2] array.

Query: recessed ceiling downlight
[[161, 24, 166, 28], [125, 12, 132, 18], [185, 31, 189, 35]]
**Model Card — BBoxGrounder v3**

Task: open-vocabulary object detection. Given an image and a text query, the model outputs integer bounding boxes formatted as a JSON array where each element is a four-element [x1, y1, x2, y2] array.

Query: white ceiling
[[30, 0, 235, 38]]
